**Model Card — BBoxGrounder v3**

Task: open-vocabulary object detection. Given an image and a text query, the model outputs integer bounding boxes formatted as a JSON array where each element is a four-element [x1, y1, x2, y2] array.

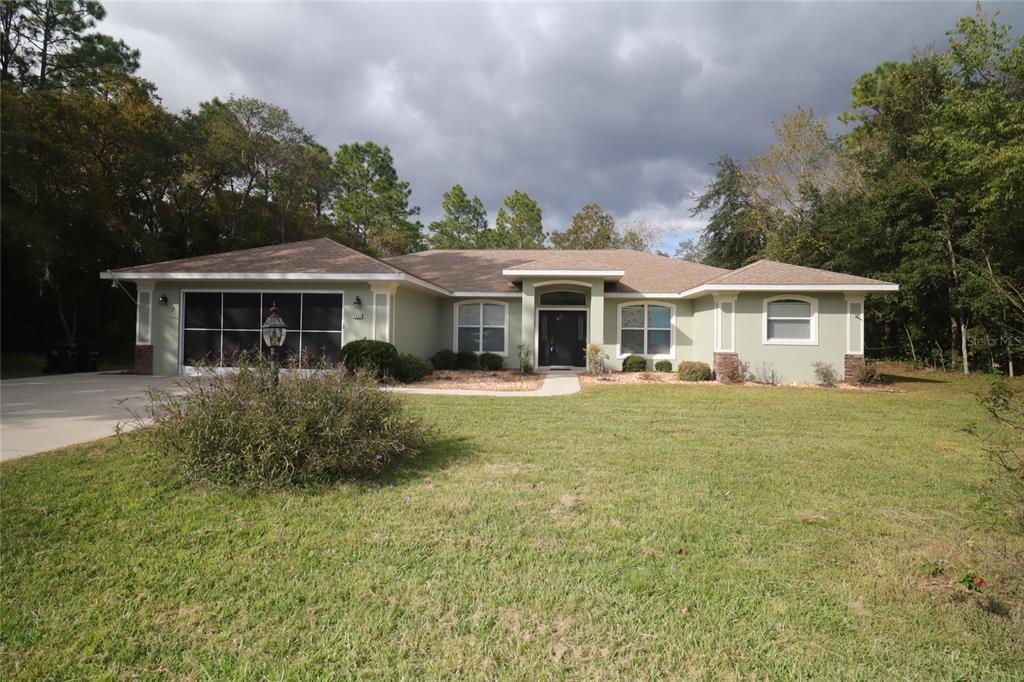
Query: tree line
[[680, 7, 1023, 374], [0, 1, 651, 355]]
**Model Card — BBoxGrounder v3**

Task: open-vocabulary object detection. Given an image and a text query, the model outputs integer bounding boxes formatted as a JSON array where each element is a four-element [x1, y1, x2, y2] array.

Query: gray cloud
[[103, 1, 1022, 250]]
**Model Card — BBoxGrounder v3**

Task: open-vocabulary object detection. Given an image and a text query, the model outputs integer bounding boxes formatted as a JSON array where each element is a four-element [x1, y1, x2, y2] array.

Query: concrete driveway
[[0, 372, 179, 461]]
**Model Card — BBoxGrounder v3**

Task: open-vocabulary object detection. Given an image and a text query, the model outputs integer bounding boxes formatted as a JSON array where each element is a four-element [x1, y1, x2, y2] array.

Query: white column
[[845, 293, 865, 355], [589, 281, 604, 351], [521, 281, 535, 367], [136, 282, 154, 345], [370, 283, 398, 343], [713, 292, 737, 352]]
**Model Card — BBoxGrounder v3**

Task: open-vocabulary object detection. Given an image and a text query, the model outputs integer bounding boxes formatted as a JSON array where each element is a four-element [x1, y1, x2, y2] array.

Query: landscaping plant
[[677, 361, 713, 382], [456, 350, 479, 370], [516, 343, 534, 374], [339, 339, 400, 379], [586, 342, 608, 373], [394, 354, 432, 383], [851, 361, 884, 385], [654, 360, 673, 373], [478, 352, 503, 371], [812, 361, 839, 386], [136, 358, 427, 487], [431, 349, 458, 370], [622, 355, 647, 372]]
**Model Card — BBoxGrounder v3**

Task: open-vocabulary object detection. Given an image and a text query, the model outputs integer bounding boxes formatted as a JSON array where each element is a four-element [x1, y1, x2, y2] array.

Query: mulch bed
[[579, 372, 899, 392], [403, 370, 544, 392]]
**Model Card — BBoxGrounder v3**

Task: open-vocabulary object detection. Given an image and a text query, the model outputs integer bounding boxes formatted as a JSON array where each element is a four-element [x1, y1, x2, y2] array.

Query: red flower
[[972, 577, 988, 588]]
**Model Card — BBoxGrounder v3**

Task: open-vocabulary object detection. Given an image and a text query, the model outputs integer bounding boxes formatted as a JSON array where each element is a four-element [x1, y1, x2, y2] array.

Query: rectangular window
[[620, 304, 673, 357], [456, 302, 507, 354], [765, 298, 815, 344], [182, 292, 343, 367]]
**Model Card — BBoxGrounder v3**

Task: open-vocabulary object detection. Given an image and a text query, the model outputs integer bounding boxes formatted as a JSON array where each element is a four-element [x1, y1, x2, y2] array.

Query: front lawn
[[2, 368, 1022, 678]]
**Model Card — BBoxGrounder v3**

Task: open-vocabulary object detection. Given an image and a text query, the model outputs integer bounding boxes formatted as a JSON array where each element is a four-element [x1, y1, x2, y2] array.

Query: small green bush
[[478, 352, 503, 371], [622, 355, 647, 372], [394, 354, 432, 383], [812, 361, 839, 386], [851, 361, 884, 385], [339, 339, 399, 379], [677, 361, 713, 381], [138, 359, 427, 487], [456, 350, 479, 370], [431, 349, 457, 370], [654, 360, 673, 373]]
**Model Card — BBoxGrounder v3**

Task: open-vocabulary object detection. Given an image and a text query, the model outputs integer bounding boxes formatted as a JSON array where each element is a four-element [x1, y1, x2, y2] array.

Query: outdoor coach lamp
[[261, 302, 288, 383]]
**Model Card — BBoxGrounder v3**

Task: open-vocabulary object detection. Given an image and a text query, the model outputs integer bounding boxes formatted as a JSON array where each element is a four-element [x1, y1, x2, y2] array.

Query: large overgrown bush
[[677, 361, 713, 382], [431, 349, 457, 370], [456, 350, 479, 370], [137, 361, 427, 487], [478, 352, 503, 370], [622, 355, 647, 372], [339, 339, 399, 378], [718, 359, 749, 384], [394, 354, 432, 383]]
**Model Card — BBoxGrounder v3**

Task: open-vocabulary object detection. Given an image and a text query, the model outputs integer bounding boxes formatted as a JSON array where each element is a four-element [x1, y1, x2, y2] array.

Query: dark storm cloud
[[104, 1, 1021, 248]]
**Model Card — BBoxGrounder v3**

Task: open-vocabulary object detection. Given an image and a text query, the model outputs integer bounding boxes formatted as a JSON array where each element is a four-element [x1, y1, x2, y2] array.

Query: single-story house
[[100, 238, 898, 383]]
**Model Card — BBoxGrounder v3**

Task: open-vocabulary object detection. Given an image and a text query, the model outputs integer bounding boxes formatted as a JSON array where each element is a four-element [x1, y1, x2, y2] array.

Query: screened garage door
[[182, 291, 343, 367]]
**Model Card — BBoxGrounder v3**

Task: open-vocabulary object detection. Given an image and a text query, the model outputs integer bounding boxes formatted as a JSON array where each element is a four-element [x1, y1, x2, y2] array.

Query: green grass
[[2, 367, 1022, 679]]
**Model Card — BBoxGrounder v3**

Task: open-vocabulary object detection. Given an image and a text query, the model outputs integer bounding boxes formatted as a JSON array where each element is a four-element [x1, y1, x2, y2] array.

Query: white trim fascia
[[453, 299, 510, 357], [615, 300, 677, 361], [762, 295, 819, 346], [101, 271, 451, 295], [679, 283, 898, 298], [502, 269, 624, 278], [604, 292, 683, 299], [451, 291, 521, 298]]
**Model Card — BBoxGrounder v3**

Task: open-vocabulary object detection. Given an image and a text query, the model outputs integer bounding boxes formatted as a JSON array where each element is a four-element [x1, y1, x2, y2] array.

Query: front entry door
[[538, 310, 586, 367]]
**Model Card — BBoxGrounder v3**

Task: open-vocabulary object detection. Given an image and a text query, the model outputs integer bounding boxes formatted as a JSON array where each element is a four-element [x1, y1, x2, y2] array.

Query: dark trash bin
[[45, 341, 101, 374]]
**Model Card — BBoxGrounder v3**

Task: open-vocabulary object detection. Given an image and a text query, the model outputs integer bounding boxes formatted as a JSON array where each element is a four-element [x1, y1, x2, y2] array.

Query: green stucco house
[[101, 238, 898, 383]]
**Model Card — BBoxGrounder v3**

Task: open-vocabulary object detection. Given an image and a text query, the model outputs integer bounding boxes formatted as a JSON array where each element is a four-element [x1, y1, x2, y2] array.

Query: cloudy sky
[[104, 1, 1020, 251]]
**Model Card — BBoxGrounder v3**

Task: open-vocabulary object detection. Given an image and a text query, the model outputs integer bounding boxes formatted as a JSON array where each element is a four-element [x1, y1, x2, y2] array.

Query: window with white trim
[[764, 297, 815, 343], [620, 303, 673, 356], [456, 301, 507, 354]]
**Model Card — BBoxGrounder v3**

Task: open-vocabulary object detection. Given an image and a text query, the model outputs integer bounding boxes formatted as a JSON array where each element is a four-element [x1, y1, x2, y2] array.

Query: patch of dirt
[[404, 369, 543, 391]]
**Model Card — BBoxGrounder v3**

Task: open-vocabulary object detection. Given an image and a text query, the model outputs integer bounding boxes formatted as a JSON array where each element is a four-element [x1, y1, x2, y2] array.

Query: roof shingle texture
[[384, 249, 730, 293], [706, 260, 893, 286], [110, 238, 404, 275]]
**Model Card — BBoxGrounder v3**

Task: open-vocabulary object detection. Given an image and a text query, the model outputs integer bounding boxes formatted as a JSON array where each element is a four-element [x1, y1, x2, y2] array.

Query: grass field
[[2, 367, 1022, 679]]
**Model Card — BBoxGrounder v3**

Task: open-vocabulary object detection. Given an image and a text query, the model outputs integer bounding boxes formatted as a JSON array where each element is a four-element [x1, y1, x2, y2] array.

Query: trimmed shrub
[[718, 359, 749, 384], [394, 354, 432, 383], [654, 360, 673, 373], [479, 352, 504, 371], [677, 360, 713, 382], [851, 361, 884, 385], [812, 361, 839, 386], [138, 360, 427, 487], [622, 355, 648, 372], [456, 350, 479, 370], [339, 339, 399, 379], [431, 349, 457, 370]]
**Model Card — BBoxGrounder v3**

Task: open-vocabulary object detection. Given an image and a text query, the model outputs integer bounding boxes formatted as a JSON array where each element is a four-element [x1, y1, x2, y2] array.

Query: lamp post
[[261, 302, 288, 385]]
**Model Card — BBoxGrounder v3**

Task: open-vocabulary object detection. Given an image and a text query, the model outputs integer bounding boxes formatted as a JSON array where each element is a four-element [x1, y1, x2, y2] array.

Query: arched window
[[618, 302, 674, 357], [539, 290, 586, 306], [455, 301, 508, 355], [763, 296, 817, 344]]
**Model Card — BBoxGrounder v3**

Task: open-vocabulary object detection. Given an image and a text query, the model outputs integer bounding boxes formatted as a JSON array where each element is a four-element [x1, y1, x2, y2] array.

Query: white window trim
[[845, 293, 865, 355], [616, 301, 676, 360], [762, 295, 818, 346], [178, 288, 346, 374], [453, 299, 509, 357]]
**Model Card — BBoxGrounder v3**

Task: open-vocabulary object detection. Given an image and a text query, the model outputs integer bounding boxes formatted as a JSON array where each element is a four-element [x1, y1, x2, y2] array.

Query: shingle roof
[[704, 260, 894, 287], [108, 238, 406, 275], [384, 249, 730, 293]]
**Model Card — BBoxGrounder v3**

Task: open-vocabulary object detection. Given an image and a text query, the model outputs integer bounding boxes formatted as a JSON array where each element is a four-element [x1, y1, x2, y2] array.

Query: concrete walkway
[[389, 371, 581, 397], [0, 372, 177, 461]]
